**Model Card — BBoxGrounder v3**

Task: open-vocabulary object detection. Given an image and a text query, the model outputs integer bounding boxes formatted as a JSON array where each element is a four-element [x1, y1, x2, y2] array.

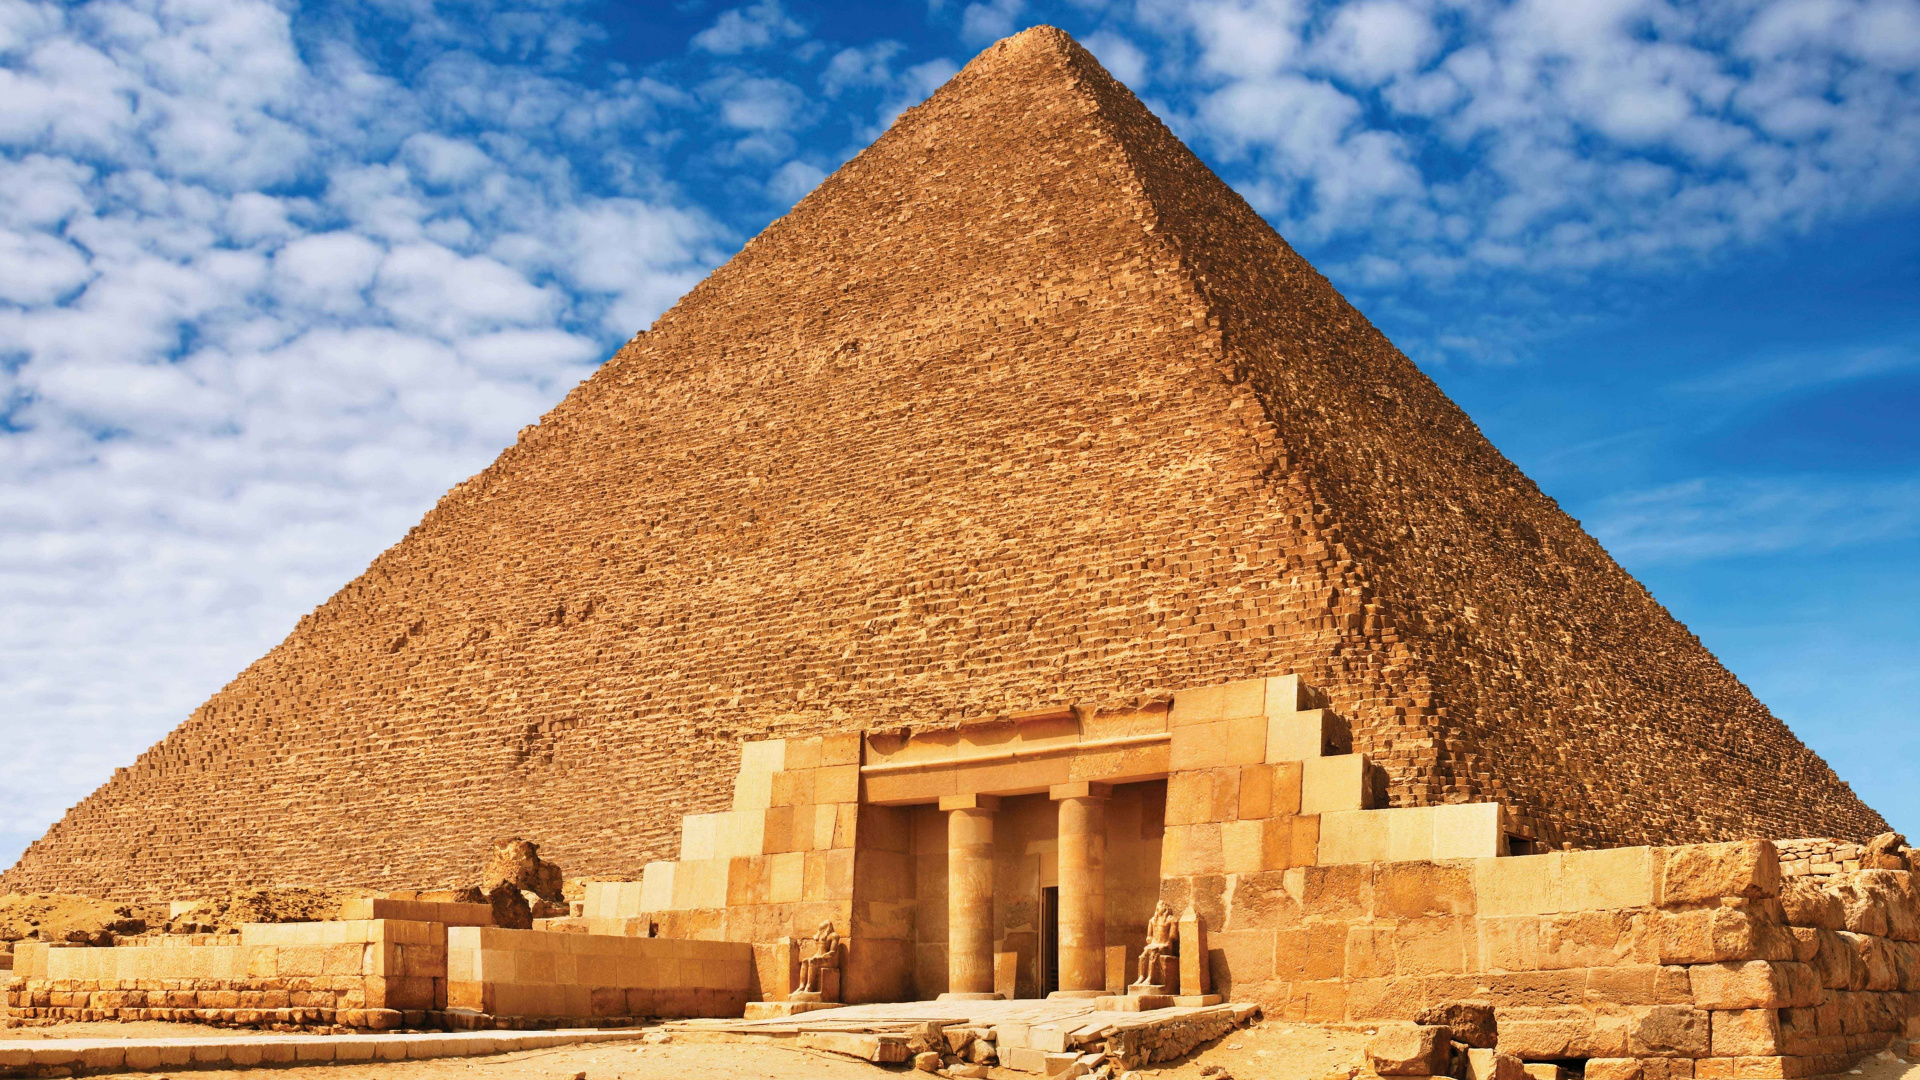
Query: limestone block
[[1389, 806, 1439, 863], [715, 810, 767, 859], [1657, 908, 1795, 965], [1396, 916, 1471, 975], [1267, 708, 1349, 763], [733, 740, 784, 811], [1477, 853, 1564, 918], [1239, 764, 1273, 819], [784, 737, 823, 772], [1165, 770, 1212, 827], [1497, 1007, 1595, 1059], [1421, 1001, 1497, 1048], [1226, 715, 1269, 766], [1170, 678, 1267, 726], [640, 862, 676, 912], [816, 764, 860, 805], [772, 769, 816, 807], [1178, 906, 1210, 996], [1223, 817, 1294, 874], [1467, 1048, 1528, 1080], [1662, 842, 1781, 907], [1368, 1022, 1451, 1075], [1264, 674, 1322, 716], [1587, 1060, 1644, 1080], [820, 732, 861, 767], [1690, 962, 1822, 1010], [1630, 1005, 1712, 1057], [1302, 754, 1371, 815], [1272, 760, 1304, 816], [1779, 879, 1846, 930], [680, 815, 720, 862], [1378, 861, 1477, 919], [1293, 814, 1321, 866], [1320, 810, 1389, 865], [1563, 847, 1657, 911], [1712, 1010, 1782, 1057], [1434, 803, 1504, 861], [1170, 722, 1230, 771]]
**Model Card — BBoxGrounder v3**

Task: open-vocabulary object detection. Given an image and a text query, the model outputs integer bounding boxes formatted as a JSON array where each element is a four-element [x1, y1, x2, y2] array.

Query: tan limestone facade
[[8, 675, 1919, 1080]]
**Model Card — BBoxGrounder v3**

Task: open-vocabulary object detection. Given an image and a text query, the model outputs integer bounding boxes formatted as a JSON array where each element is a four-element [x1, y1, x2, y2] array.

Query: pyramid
[[5, 27, 1883, 899]]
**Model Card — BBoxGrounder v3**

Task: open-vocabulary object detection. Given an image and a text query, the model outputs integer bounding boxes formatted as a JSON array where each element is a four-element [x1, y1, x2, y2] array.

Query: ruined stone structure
[[2, 25, 1883, 903], [13, 675, 1919, 1080]]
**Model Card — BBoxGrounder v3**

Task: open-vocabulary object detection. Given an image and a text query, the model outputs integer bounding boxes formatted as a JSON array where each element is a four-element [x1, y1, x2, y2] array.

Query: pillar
[[1051, 782, 1110, 997], [939, 793, 1001, 1000]]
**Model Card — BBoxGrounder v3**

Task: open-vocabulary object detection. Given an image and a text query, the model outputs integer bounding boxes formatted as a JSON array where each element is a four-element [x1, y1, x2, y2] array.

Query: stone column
[[1051, 782, 1110, 997], [939, 793, 1001, 1000]]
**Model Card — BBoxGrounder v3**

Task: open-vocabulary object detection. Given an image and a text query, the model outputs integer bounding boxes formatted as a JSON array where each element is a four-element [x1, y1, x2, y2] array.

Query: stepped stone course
[[1, 26, 1885, 900]]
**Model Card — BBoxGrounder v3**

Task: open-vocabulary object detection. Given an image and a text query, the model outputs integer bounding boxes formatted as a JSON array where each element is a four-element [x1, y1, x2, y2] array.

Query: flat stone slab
[[667, 997, 1261, 1068], [0, 1027, 650, 1075]]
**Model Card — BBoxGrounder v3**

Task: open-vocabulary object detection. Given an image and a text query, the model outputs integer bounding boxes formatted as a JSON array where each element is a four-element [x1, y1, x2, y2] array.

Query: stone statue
[[1130, 900, 1179, 993], [791, 920, 841, 1001]]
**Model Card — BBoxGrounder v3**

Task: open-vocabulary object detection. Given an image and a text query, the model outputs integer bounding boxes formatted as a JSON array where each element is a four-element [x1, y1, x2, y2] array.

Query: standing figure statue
[[1130, 900, 1179, 993], [791, 920, 841, 1001]]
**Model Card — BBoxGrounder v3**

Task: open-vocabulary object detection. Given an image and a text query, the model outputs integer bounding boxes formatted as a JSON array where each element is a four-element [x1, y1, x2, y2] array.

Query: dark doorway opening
[[1040, 885, 1059, 996]]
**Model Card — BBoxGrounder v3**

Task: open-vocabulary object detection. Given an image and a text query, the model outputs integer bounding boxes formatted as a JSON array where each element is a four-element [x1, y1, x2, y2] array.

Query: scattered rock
[[488, 883, 533, 930], [912, 1050, 941, 1072], [1864, 832, 1911, 871], [1418, 1001, 1497, 1049], [946, 1066, 989, 1079], [1368, 1023, 1452, 1076], [482, 837, 565, 902]]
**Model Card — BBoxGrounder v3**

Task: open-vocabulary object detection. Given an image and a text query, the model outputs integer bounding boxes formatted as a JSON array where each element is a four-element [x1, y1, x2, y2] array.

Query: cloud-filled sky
[[2, 0, 1917, 867]]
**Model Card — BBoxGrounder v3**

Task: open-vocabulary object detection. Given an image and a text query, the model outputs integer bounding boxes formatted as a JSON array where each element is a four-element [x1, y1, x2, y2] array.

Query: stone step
[[0, 1027, 650, 1076]]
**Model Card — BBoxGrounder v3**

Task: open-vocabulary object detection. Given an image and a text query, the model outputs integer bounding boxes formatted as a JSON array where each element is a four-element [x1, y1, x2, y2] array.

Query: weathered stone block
[[1690, 961, 1822, 1010], [1711, 1010, 1782, 1057], [1662, 842, 1781, 907], [1631, 1005, 1712, 1057], [1419, 1000, 1497, 1048], [1367, 1022, 1451, 1075]]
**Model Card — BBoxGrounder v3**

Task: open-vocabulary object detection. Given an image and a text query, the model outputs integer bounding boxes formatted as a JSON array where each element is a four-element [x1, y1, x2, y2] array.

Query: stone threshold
[[0, 1027, 650, 1076]]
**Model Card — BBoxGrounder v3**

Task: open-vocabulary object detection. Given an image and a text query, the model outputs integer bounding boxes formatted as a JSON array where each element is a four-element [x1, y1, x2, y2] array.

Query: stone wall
[[445, 926, 751, 1021], [2, 27, 1883, 900], [1176, 839, 1920, 1078], [1776, 839, 1864, 878], [6, 919, 446, 1029]]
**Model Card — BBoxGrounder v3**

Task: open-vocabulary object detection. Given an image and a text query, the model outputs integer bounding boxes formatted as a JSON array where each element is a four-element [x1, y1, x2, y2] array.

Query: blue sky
[[1, 0, 1916, 869]]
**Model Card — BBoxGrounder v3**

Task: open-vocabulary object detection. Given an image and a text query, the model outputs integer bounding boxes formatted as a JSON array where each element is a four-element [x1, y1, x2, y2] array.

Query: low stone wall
[[1775, 839, 1864, 878], [445, 926, 752, 1022], [6, 919, 446, 1029], [1173, 839, 1920, 1077]]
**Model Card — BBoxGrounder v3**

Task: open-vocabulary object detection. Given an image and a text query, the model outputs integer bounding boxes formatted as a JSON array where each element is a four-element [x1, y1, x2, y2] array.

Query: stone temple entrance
[[915, 779, 1167, 1001]]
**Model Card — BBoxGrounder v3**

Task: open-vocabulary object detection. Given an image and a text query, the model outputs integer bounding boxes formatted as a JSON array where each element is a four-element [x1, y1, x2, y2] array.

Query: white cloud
[[713, 75, 808, 131], [768, 158, 826, 202], [691, 1, 805, 56], [1591, 476, 1920, 563], [1083, 30, 1148, 86], [1312, 0, 1437, 86], [960, 0, 1026, 47], [1137, 0, 1920, 302], [0, 0, 732, 862], [822, 40, 904, 96]]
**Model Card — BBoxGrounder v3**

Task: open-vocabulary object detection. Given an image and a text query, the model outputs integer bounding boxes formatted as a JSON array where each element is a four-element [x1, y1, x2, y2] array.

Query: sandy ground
[[0, 1018, 1907, 1080]]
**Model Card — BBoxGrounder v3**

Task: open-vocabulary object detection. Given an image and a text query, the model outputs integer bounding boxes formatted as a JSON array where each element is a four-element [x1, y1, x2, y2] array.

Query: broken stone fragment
[[481, 837, 565, 902], [1863, 832, 1911, 871], [1417, 1001, 1496, 1049], [1367, 1023, 1452, 1076], [487, 882, 533, 930]]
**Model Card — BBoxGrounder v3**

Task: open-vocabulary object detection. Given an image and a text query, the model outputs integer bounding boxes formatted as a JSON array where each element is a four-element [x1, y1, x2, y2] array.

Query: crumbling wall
[[1170, 838, 1920, 1076]]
